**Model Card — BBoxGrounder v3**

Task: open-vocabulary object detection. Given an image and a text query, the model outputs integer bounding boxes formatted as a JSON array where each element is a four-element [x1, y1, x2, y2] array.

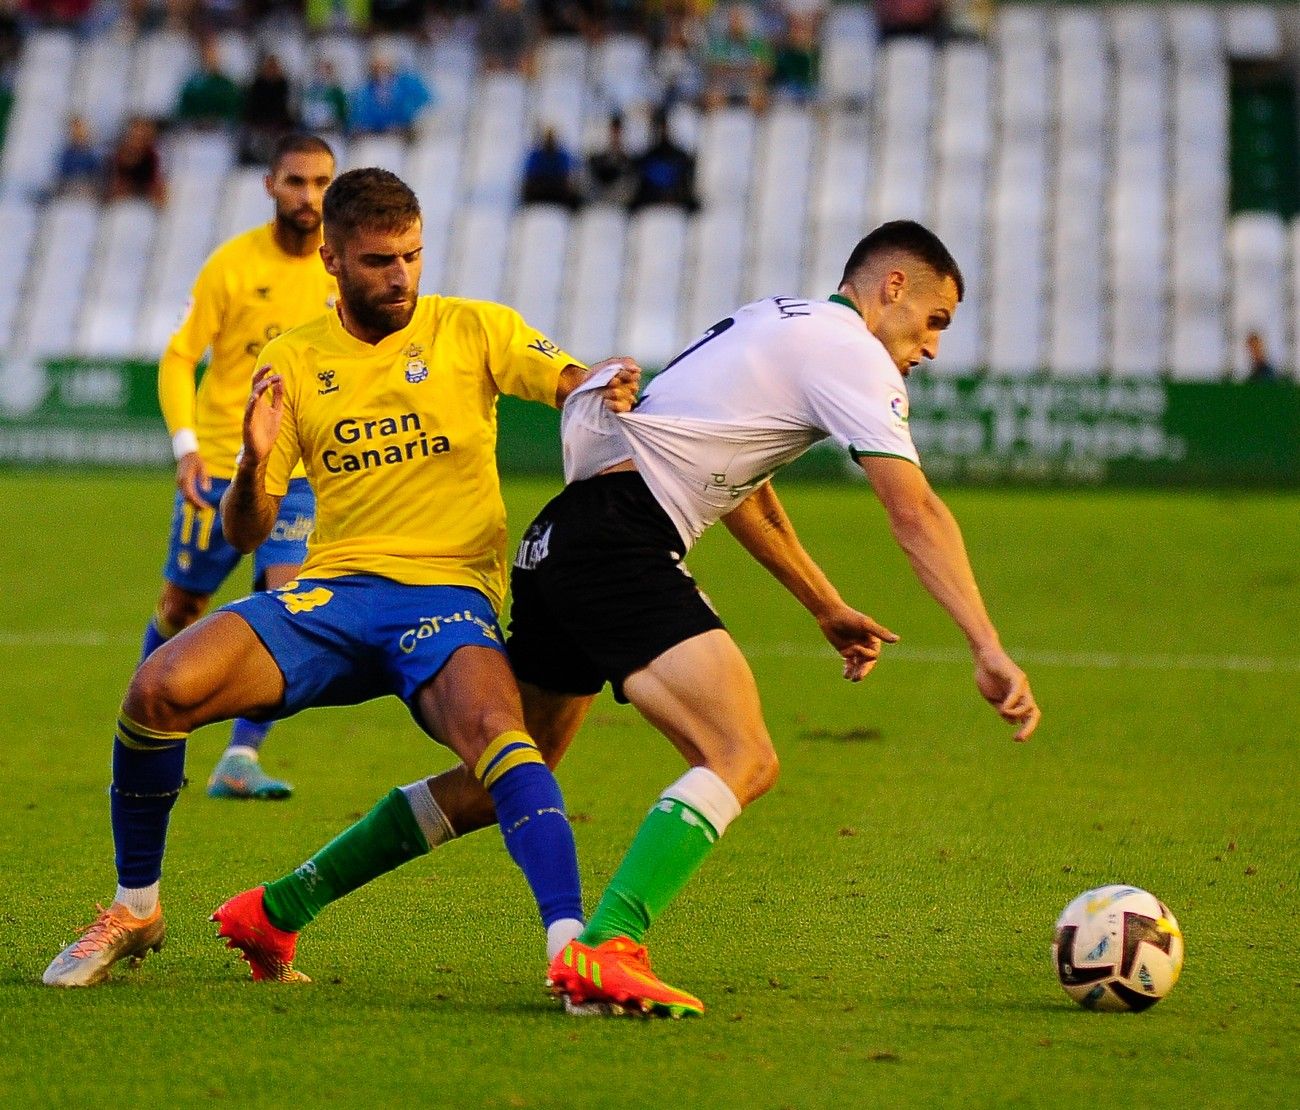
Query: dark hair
[[841, 220, 964, 301], [323, 167, 422, 243], [269, 132, 335, 172]]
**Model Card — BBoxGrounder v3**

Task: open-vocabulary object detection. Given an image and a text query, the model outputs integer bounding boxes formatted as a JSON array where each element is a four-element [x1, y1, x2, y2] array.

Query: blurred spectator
[[480, 0, 540, 77], [521, 125, 583, 210], [176, 36, 243, 129], [107, 117, 167, 206], [0, 0, 23, 79], [770, 12, 819, 102], [370, 0, 424, 33], [1246, 331, 1279, 382], [629, 108, 698, 212], [300, 57, 349, 135], [56, 115, 104, 198], [21, 0, 94, 27], [239, 53, 295, 165], [654, 13, 705, 108], [305, 0, 370, 34], [122, 0, 191, 33], [702, 4, 773, 113], [348, 50, 434, 136], [875, 0, 946, 42], [196, 0, 247, 31], [586, 113, 635, 206]]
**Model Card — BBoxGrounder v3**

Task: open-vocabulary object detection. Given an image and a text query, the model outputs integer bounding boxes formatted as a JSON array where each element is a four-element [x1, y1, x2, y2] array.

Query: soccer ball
[[1052, 885, 1184, 1011]]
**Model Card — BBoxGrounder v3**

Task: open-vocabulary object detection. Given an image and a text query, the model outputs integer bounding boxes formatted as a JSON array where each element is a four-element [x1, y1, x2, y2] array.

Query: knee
[[123, 655, 194, 733], [744, 742, 781, 802], [716, 736, 779, 808]]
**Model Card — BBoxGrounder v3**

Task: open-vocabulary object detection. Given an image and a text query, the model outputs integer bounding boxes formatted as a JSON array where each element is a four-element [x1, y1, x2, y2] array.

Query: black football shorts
[[506, 471, 725, 702]]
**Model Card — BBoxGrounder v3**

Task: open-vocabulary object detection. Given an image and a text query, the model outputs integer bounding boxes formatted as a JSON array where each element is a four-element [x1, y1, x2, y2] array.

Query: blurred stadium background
[[0, 0, 1296, 482]]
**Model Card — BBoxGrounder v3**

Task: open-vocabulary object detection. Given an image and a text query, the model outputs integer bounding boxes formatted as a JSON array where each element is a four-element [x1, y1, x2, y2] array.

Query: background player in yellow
[[43, 168, 680, 1005], [146, 133, 337, 800]]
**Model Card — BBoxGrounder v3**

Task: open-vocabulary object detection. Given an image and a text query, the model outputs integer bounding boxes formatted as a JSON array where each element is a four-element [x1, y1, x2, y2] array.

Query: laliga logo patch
[[405, 343, 428, 384], [890, 393, 909, 427]]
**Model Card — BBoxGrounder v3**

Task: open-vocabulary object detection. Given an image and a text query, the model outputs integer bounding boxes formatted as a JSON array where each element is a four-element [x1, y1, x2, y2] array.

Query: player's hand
[[176, 451, 210, 509], [816, 603, 899, 682], [243, 365, 284, 463], [974, 646, 1041, 741], [594, 358, 642, 414]]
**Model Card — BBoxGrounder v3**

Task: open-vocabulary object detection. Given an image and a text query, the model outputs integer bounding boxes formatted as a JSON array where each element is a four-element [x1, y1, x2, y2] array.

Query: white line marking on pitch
[[2, 630, 1297, 675]]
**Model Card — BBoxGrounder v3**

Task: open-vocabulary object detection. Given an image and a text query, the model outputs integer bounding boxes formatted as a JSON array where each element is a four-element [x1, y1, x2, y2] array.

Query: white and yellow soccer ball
[[1052, 885, 1184, 1011]]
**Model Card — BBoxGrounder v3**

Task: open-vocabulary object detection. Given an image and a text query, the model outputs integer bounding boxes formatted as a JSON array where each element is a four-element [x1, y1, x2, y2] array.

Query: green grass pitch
[[0, 472, 1296, 1107]]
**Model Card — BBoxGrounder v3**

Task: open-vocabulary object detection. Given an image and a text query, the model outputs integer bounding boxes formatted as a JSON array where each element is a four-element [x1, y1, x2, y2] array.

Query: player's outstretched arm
[[722, 482, 898, 681], [220, 366, 284, 554], [858, 455, 1040, 740]]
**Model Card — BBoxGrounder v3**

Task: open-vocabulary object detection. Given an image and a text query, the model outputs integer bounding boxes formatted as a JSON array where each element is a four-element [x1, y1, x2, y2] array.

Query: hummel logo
[[256, 286, 271, 300], [317, 369, 339, 395]]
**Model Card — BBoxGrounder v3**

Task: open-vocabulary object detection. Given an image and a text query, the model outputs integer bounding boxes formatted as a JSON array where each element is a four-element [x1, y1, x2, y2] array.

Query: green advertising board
[[2, 359, 1297, 487]]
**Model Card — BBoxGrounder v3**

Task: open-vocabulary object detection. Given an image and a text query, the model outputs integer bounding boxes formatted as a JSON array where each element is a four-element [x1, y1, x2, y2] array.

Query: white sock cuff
[[115, 882, 160, 919], [660, 767, 742, 838], [399, 780, 456, 847]]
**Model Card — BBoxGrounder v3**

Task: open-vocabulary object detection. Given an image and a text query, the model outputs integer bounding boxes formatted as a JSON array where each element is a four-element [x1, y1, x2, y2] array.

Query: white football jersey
[[562, 296, 918, 548]]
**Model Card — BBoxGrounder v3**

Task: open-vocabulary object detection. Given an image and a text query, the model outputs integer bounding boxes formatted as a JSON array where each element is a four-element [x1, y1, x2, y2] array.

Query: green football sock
[[261, 787, 430, 932], [581, 798, 720, 946]]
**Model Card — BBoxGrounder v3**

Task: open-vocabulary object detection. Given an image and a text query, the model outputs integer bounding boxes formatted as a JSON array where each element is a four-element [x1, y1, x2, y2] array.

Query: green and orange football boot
[[547, 937, 704, 1018], [211, 885, 310, 983]]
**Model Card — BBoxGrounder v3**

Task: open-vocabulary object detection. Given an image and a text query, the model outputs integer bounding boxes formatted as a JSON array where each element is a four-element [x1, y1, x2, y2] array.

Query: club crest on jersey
[[404, 345, 429, 384], [318, 369, 339, 395]]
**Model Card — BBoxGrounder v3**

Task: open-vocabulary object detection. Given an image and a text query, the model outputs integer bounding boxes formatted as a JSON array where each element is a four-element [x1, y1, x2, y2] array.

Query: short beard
[[276, 206, 322, 237], [339, 272, 418, 339]]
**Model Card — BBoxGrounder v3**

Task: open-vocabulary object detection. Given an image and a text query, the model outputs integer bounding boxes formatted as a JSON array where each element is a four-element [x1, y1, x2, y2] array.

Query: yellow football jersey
[[259, 295, 581, 610], [159, 223, 338, 478]]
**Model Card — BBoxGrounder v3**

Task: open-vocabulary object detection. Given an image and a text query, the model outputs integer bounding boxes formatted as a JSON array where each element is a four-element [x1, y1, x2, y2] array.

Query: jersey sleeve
[[801, 340, 920, 466], [478, 302, 584, 407], [157, 251, 228, 438], [259, 338, 302, 497]]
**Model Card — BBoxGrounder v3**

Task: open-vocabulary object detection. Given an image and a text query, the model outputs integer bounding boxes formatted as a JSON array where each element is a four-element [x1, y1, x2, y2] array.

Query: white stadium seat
[[505, 204, 571, 339], [747, 104, 812, 302], [14, 197, 100, 357], [806, 108, 872, 297], [1228, 213, 1290, 378], [128, 30, 196, 120], [683, 205, 746, 339], [620, 205, 689, 367], [462, 72, 529, 207], [0, 31, 76, 197], [76, 200, 159, 356], [696, 108, 756, 212], [561, 206, 628, 364], [0, 200, 39, 350], [1223, 4, 1282, 59], [70, 35, 134, 150], [216, 168, 271, 246], [444, 202, 512, 303], [821, 4, 876, 105]]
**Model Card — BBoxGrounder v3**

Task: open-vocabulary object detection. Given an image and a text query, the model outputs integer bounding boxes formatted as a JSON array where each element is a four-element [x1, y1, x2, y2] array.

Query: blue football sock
[[139, 618, 169, 663], [481, 753, 583, 929], [111, 719, 188, 889], [227, 717, 272, 755]]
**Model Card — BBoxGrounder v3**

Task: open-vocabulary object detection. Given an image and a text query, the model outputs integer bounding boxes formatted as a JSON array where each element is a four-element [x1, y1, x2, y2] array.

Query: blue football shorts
[[162, 476, 315, 595], [219, 576, 506, 718]]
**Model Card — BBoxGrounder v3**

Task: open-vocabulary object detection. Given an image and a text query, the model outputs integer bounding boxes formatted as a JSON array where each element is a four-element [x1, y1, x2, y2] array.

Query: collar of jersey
[[828, 293, 863, 319], [326, 303, 420, 354]]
